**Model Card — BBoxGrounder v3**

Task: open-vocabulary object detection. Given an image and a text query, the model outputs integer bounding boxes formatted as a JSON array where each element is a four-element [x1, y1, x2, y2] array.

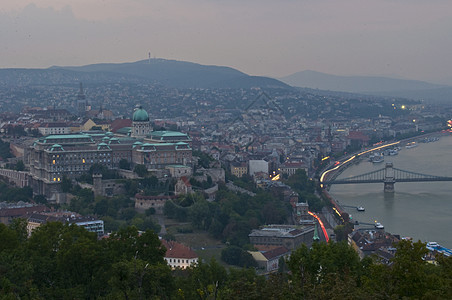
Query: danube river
[[329, 134, 452, 248]]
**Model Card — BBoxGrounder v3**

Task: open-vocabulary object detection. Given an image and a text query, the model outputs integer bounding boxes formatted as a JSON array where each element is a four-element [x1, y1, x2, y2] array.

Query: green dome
[[133, 106, 149, 122]]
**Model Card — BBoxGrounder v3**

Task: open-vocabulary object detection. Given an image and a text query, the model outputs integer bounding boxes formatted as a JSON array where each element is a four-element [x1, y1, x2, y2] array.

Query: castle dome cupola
[[132, 105, 149, 122]]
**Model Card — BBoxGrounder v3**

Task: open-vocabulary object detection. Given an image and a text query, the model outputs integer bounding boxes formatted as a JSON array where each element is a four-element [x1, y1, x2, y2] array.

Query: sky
[[1, 0, 452, 84]]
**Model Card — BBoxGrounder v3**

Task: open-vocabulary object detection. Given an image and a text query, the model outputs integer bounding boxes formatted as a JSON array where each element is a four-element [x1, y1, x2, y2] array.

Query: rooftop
[[161, 240, 198, 259], [249, 225, 314, 238], [38, 133, 93, 142], [150, 131, 189, 137]]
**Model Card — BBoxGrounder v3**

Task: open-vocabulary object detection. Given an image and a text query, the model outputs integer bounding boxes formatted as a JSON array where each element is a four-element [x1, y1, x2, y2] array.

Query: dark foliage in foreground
[[0, 220, 451, 299]]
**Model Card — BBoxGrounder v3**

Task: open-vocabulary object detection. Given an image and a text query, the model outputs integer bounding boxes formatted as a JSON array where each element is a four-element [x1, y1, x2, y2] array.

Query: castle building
[[28, 106, 192, 201]]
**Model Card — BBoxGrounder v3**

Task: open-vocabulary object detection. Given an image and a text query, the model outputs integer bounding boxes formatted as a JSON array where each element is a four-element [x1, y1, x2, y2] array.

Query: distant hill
[[280, 70, 444, 93], [48, 59, 291, 89], [280, 70, 452, 103], [50, 59, 244, 87], [0, 59, 291, 89]]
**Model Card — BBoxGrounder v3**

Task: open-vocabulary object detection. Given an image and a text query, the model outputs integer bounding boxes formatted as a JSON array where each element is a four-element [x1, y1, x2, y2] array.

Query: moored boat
[[388, 149, 398, 156], [371, 155, 384, 163], [375, 222, 384, 229], [406, 142, 418, 149], [426, 242, 452, 257]]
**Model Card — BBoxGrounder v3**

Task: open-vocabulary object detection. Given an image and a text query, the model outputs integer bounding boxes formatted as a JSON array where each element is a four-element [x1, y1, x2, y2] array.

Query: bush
[[145, 207, 156, 216], [221, 246, 257, 268], [119, 159, 130, 170], [134, 164, 148, 177]]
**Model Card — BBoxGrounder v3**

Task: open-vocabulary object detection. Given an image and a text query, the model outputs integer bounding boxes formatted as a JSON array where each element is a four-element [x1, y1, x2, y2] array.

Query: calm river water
[[329, 134, 452, 248]]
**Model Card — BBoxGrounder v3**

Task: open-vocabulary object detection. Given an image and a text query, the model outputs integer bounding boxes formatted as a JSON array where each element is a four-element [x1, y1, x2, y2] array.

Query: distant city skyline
[[1, 0, 452, 85]]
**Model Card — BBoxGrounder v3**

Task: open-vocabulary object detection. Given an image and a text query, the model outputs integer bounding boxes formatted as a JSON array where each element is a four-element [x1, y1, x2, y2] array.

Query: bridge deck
[[325, 177, 452, 184], [323, 165, 452, 185]]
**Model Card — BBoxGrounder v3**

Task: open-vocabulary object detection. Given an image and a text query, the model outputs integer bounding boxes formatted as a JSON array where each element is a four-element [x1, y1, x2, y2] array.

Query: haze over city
[[2, 0, 452, 85]]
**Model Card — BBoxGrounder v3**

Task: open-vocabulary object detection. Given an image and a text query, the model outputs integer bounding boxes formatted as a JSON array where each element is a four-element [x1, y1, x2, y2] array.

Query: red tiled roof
[[0, 205, 48, 218], [110, 119, 132, 132], [161, 240, 198, 259], [180, 176, 191, 187], [262, 246, 290, 260]]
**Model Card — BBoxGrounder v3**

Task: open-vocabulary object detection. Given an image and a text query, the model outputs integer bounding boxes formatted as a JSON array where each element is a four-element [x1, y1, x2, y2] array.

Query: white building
[[161, 240, 198, 269], [38, 122, 71, 136]]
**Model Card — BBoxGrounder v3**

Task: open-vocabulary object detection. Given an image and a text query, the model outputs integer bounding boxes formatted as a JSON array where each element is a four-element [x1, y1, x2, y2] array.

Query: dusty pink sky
[[1, 0, 452, 84]]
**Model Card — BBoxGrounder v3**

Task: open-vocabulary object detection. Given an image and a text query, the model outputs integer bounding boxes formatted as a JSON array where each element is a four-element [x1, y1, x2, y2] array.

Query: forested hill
[[0, 59, 292, 89]]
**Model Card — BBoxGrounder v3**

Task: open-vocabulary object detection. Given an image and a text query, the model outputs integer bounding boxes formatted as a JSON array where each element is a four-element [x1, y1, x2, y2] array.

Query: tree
[[145, 207, 155, 216], [175, 259, 227, 299], [108, 259, 174, 299], [61, 176, 72, 193], [334, 222, 354, 241], [25, 222, 102, 298], [218, 268, 265, 299], [388, 240, 431, 298], [14, 160, 25, 171], [104, 227, 166, 264], [33, 194, 47, 204], [188, 198, 211, 230], [119, 158, 130, 170], [0, 139, 13, 159], [120, 207, 137, 221], [193, 150, 214, 169], [287, 241, 363, 298], [134, 164, 148, 177], [0, 223, 20, 252], [221, 246, 257, 268]]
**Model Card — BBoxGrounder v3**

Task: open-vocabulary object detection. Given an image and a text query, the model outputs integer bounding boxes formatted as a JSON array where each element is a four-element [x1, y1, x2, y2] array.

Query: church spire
[[313, 224, 320, 242], [77, 82, 86, 100]]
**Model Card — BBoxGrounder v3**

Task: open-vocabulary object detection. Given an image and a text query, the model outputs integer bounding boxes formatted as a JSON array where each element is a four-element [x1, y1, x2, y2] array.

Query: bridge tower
[[384, 162, 395, 192]]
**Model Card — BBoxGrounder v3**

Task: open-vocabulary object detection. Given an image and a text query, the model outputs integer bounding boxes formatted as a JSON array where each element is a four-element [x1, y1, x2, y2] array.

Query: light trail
[[356, 141, 400, 157], [271, 174, 280, 181], [308, 211, 329, 243], [319, 141, 401, 186], [319, 155, 356, 187]]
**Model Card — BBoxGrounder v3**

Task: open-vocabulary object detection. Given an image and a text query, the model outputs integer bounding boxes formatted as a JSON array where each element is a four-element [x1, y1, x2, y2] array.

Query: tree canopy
[[0, 223, 451, 299]]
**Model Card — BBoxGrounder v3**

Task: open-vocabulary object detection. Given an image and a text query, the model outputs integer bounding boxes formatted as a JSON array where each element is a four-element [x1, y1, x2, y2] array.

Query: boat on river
[[375, 222, 384, 229], [357, 206, 365, 211], [371, 155, 384, 163], [426, 242, 452, 257], [406, 142, 418, 149], [388, 149, 398, 156]]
